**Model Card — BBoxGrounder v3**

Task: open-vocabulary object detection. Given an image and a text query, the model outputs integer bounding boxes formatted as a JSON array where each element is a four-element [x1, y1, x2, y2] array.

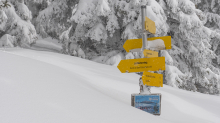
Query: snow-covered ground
[[29, 37, 62, 53], [1, 48, 220, 123]]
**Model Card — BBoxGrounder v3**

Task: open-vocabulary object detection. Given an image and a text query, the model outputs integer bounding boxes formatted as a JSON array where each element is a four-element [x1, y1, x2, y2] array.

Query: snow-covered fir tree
[[0, 0, 37, 47], [196, 0, 220, 73], [161, 0, 220, 94], [35, 0, 79, 53]]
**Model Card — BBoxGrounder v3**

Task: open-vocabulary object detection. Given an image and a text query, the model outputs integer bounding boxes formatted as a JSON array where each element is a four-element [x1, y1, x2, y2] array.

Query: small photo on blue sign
[[134, 95, 161, 115]]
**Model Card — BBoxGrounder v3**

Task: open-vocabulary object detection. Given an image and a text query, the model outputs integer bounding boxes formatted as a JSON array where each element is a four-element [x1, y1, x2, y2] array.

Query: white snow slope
[[0, 48, 220, 123]]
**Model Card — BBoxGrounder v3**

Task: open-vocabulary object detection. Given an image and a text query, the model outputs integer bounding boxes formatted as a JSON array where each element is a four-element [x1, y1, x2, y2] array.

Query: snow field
[[0, 48, 220, 123]]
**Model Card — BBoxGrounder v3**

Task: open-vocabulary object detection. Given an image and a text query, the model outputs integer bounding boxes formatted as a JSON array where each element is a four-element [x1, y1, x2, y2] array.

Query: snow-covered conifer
[[0, 0, 37, 47], [36, 0, 74, 39], [0, 9, 7, 30], [196, 0, 220, 72], [163, 0, 220, 94]]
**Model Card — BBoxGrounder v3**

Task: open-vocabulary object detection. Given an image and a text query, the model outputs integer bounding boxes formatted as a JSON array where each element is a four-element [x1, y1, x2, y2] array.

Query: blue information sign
[[134, 94, 161, 115]]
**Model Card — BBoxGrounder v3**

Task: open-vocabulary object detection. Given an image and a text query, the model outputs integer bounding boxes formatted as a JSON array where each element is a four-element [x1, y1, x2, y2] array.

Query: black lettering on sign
[[130, 66, 152, 69], [134, 62, 148, 65], [145, 75, 155, 78]]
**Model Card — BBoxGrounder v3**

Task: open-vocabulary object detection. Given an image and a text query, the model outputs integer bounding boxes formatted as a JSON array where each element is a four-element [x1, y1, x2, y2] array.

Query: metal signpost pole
[[140, 6, 151, 94], [141, 6, 147, 50]]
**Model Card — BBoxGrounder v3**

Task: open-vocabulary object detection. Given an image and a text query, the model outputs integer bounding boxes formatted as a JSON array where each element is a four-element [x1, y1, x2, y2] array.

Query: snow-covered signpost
[[117, 5, 172, 115]]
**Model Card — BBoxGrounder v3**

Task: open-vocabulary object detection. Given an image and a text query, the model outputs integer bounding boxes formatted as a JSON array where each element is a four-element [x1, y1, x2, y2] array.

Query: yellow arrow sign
[[123, 36, 171, 52], [142, 72, 163, 87], [117, 57, 165, 73], [145, 17, 156, 34], [143, 49, 158, 58], [123, 39, 142, 53]]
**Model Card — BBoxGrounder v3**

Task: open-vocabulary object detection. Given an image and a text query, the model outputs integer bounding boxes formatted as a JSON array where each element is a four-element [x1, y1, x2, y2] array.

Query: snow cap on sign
[[145, 6, 157, 21], [147, 39, 165, 50]]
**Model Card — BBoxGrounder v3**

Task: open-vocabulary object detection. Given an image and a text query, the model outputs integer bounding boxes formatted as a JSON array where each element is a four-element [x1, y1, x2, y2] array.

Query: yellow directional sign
[[123, 36, 171, 52], [143, 49, 158, 58], [117, 57, 165, 73], [145, 17, 156, 34], [142, 72, 163, 87], [123, 39, 142, 53]]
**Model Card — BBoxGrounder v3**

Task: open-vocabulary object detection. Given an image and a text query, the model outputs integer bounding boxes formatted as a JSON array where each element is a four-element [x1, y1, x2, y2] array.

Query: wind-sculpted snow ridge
[[92, 50, 123, 66]]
